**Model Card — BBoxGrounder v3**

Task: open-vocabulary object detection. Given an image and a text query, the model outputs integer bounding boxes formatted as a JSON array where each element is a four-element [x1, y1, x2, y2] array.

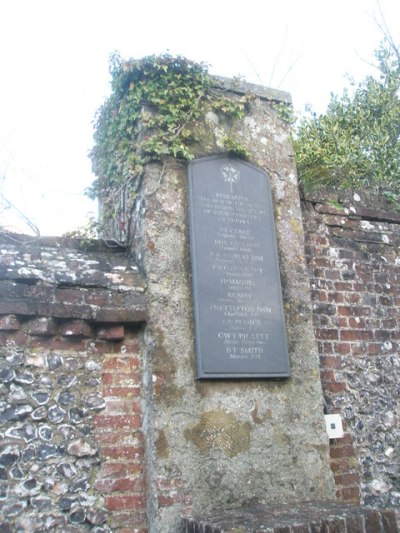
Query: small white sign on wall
[[325, 414, 344, 439]]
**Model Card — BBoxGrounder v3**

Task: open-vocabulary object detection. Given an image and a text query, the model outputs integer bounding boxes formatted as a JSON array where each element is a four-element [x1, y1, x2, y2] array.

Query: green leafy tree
[[294, 39, 400, 203]]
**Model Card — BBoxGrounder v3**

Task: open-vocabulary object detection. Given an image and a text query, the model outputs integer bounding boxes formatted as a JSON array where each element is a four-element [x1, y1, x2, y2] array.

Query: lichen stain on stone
[[286, 299, 312, 326], [184, 409, 251, 458], [155, 429, 169, 459], [290, 217, 303, 237], [250, 401, 272, 424], [273, 429, 290, 448], [152, 328, 184, 407]]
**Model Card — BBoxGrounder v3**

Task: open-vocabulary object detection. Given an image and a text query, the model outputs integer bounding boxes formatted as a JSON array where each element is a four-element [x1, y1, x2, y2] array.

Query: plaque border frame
[[188, 154, 290, 380]]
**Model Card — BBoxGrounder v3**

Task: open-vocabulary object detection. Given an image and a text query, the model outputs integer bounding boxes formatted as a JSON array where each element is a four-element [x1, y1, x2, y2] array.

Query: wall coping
[[213, 75, 292, 104], [0, 232, 148, 325], [302, 187, 400, 224]]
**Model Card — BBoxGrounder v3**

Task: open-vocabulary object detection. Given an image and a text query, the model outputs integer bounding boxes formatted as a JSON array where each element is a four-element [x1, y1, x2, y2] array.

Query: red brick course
[[303, 191, 400, 506], [94, 341, 147, 531]]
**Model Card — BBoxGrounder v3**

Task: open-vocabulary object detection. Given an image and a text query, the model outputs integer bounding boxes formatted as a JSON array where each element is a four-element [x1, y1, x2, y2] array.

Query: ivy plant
[[89, 53, 246, 218]]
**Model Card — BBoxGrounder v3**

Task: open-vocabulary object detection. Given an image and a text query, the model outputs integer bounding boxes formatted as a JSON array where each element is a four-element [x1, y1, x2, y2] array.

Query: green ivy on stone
[[89, 53, 246, 207]]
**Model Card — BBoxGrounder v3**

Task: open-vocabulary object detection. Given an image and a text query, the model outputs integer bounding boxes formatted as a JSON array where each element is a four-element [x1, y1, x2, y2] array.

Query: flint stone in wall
[[30, 496, 52, 511], [38, 443, 60, 460], [64, 358, 83, 371], [0, 404, 32, 422], [59, 424, 76, 440], [38, 425, 53, 441], [57, 374, 78, 387], [0, 445, 19, 466], [0, 369, 16, 383], [44, 514, 67, 529], [69, 506, 86, 524], [16, 514, 44, 532], [21, 444, 36, 463], [5, 423, 36, 442], [31, 391, 50, 405], [67, 439, 97, 457], [57, 462, 77, 479], [69, 477, 90, 493], [47, 353, 63, 370], [48, 405, 66, 423], [2, 501, 27, 518], [15, 478, 41, 497], [38, 375, 53, 387], [31, 406, 47, 421], [59, 495, 80, 510], [6, 353, 23, 366], [8, 384, 28, 403], [87, 377, 101, 387], [58, 391, 75, 405], [0, 483, 8, 499], [9, 465, 24, 479], [85, 360, 101, 371], [69, 408, 84, 424], [14, 372, 34, 385], [388, 492, 400, 506], [86, 508, 107, 525], [77, 492, 97, 506], [85, 393, 105, 410], [24, 354, 46, 368]]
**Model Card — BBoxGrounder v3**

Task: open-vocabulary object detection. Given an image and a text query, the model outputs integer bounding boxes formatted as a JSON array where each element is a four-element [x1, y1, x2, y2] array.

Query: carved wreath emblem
[[221, 163, 240, 193]]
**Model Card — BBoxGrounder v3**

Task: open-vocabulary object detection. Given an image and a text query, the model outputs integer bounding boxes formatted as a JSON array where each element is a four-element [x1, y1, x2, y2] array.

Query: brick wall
[[1, 180, 400, 532], [0, 234, 148, 532], [95, 334, 147, 532], [302, 189, 400, 508]]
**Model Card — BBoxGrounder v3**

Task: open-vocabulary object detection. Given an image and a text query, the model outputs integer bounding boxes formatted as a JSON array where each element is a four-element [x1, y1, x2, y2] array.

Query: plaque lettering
[[188, 155, 290, 378]]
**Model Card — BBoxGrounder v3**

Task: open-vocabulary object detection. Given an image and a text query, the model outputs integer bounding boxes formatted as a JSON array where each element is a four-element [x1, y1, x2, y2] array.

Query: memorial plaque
[[188, 155, 290, 379]]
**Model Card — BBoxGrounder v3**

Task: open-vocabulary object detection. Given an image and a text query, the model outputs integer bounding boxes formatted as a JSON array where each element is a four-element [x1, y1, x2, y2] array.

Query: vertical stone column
[[135, 79, 335, 532]]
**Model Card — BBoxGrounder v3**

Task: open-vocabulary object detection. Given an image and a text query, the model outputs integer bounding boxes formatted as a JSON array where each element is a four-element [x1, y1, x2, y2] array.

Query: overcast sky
[[0, 0, 398, 235]]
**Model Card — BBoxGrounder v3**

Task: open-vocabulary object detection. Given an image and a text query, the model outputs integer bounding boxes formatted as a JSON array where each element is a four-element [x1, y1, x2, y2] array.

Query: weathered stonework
[[302, 188, 400, 509], [184, 501, 400, 532], [0, 235, 148, 532], [1, 77, 398, 533], [134, 81, 335, 532], [0, 342, 106, 531]]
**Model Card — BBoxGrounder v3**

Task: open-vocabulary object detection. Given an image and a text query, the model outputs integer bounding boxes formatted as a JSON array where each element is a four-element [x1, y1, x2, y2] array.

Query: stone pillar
[[135, 79, 335, 532]]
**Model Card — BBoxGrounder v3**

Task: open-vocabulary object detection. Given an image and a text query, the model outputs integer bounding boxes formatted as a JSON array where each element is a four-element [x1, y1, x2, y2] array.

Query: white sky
[[0, 0, 398, 235]]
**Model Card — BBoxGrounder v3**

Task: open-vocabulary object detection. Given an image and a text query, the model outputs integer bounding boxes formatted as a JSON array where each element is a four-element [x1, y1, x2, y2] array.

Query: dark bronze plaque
[[188, 155, 290, 379]]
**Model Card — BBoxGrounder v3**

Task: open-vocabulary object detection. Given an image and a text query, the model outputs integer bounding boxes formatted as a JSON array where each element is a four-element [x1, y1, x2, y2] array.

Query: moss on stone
[[184, 409, 251, 458], [155, 429, 169, 459]]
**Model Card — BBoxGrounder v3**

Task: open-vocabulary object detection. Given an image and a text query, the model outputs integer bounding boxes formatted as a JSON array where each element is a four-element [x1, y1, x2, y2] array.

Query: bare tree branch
[[0, 185, 40, 237]]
